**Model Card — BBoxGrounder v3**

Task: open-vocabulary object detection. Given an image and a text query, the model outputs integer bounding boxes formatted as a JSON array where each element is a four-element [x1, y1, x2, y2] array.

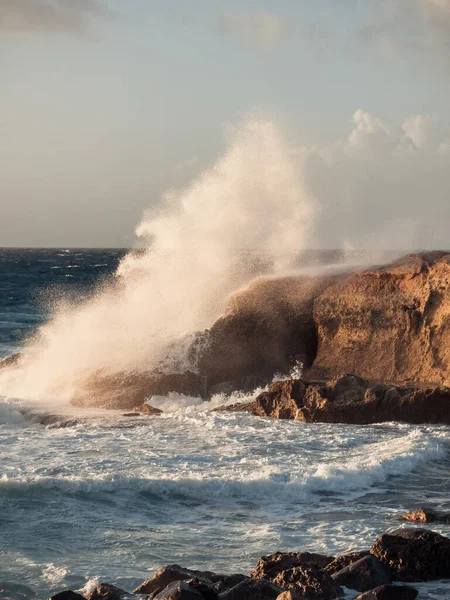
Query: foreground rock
[[219, 578, 282, 600], [250, 552, 335, 579], [354, 585, 418, 599], [86, 583, 130, 600], [217, 374, 450, 425], [50, 593, 87, 600], [401, 507, 450, 524], [371, 527, 450, 581], [331, 555, 391, 592], [324, 552, 370, 575]]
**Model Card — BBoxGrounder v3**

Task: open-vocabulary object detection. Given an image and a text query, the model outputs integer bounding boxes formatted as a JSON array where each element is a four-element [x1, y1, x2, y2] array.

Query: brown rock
[[218, 578, 283, 600], [401, 507, 450, 524], [250, 552, 334, 580], [325, 551, 370, 575], [354, 585, 418, 599], [198, 275, 339, 388], [310, 252, 450, 386], [86, 583, 130, 600], [371, 527, 450, 581], [73, 371, 205, 410], [331, 555, 391, 592], [218, 374, 450, 425], [0, 353, 22, 369], [133, 565, 216, 596], [271, 566, 343, 599], [153, 581, 204, 600], [276, 593, 306, 600], [133, 403, 163, 416]]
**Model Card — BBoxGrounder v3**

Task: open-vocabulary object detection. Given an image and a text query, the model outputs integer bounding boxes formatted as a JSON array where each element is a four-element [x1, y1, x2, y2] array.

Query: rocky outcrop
[[86, 583, 130, 600], [371, 528, 450, 581], [249, 552, 335, 579], [197, 275, 339, 389], [310, 252, 450, 386], [217, 374, 450, 425]]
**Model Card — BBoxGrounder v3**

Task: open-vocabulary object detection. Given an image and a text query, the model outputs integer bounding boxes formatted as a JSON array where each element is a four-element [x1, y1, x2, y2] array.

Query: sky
[[1, 0, 450, 248]]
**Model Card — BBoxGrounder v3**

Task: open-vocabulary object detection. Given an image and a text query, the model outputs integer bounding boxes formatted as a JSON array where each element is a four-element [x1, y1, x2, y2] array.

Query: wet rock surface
[[331, 555, 391, 592], [401, 508, 450, 524], [353, 585, 419, 599]]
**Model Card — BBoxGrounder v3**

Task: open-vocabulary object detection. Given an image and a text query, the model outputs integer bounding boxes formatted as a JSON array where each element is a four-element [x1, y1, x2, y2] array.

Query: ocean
[[1, 249, 450, 600]]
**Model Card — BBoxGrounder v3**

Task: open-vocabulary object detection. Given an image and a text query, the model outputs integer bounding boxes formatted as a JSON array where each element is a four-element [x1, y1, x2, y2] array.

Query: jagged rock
[[401, 507, 450, 524], [371, 528, 450, 581], [217, 374, 450, 425], [86, 583, 130, 600], [49, 592, 86, 600], [311, 252, 450, 386], [354, 585, 418, 599], [218, 578, 283, 600], [198, 275, 339, 388], [331, 555, 391, 592], [184, 579, 218, 600], [325, 551, 370, 575], [250, 552, 335, 580], [210, 575, 248, 594], [134, 565, 216, 596], [271, 566, 343, 599], [153, 581, 204, 600]]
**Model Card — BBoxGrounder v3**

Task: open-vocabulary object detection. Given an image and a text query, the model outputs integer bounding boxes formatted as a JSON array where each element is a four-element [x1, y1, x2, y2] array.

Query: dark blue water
[[0, 249, 125, 358]]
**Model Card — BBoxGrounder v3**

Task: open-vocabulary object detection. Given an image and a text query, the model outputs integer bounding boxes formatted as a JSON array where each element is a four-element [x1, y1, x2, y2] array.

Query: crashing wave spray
[[0, 119, 317, 404]]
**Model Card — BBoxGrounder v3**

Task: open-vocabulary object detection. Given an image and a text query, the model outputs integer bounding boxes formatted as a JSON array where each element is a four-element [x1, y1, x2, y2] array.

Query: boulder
[[218, 578, 283, 600], [134, 565, 216, 596], [401, 508, 450, 524], [49, 593, 86, 600], [310, 252, 450, 386], [153, 581, 204, 600], [250, 552, 335, 580], [185, 579, 218, 600], [86, 584, 131, 600], [197, 275, 339, 388], [371, 527, 450, 581], [217, 374, 450, 425], [354, 585, 418, 599], [209, 575, 248, 594], [331, 555, 391, 592], [324, 551, 370, 575], [133, 403, 163, 416], [271, 566, 342, 599], [276, 593, 305, 600]]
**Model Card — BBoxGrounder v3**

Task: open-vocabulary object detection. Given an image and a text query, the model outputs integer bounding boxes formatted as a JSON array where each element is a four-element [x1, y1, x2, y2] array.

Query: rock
[[271, 566, 343, 599], [310, 252, 450, 386], [276, 593, 305, 600], [86, 583, 130, 600], [218, 578, 283, 600], [217, 374, 450, 425], [250, 552, 335, 580], [210, 575, 248, 594], [371, 527, 450, 581], [0, 353, 22, 369], [331, 555, 391, 592], [73, 371, 206, 410], [324, 551, 370, 575], [35, 413, 80, 428], [133, 403, 163, 416], [197, 275, 339, 389], [153, 581, 204, 600], [185, 579, 218, 600], [49, 593, 86, 600], [354, 585, 418, 599], [401, 507, 450, 524], [133, 565, 216, 596]]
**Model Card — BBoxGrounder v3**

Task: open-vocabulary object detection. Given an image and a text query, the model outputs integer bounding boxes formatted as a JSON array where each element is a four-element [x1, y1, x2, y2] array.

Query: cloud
[[217, 9, 284, 50], [303, 109, 450, 250], [358, 0, 450, 65], [0, 0, 113, 35]]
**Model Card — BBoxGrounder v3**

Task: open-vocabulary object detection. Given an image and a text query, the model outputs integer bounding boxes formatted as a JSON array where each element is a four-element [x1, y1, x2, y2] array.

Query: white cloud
[[217, 9, 284, 50], [0, 0, 113, 35]]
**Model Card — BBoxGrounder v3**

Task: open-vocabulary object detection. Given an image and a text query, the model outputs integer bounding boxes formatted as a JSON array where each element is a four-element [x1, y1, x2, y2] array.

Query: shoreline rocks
[[48, 525, 450, 600]]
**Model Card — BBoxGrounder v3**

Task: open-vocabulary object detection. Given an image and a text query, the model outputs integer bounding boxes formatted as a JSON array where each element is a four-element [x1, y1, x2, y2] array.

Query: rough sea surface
[[1, 250, 450, 600]]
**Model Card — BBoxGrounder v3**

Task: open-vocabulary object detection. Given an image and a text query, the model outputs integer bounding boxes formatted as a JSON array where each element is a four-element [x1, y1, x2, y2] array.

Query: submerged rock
[[331, 555, 391, 592], [353, 585, 418, 599], [217, 373, 450, 425], [371, 528, 450, 581]]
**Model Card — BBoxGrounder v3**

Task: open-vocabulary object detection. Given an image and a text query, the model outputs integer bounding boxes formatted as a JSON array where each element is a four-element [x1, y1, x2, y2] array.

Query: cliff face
[[310, 252, 450, 386]]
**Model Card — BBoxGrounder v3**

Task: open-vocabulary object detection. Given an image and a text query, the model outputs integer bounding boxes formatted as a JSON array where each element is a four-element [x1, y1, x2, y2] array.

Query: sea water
[[1, 250, 450, 600]]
